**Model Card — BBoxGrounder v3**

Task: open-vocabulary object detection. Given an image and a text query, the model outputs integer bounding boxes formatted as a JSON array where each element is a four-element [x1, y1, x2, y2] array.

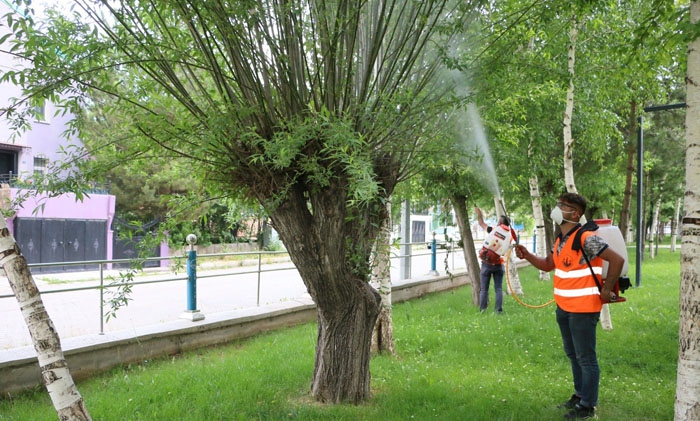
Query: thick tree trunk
[[451, 194, 481, 306], [676, 2, 700, 418], [268, 185, 381, 404], [370, 201, 395, 355], [311, 288, 379, 403], [0, 218, 91, 420]]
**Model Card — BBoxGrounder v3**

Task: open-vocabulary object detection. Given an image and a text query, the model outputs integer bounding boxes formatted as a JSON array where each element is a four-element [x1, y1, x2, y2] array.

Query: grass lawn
[[0, 247, 679, 420]]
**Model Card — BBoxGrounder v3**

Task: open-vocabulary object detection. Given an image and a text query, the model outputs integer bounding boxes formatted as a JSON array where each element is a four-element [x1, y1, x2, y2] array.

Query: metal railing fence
[[0, 236, 532, 339]]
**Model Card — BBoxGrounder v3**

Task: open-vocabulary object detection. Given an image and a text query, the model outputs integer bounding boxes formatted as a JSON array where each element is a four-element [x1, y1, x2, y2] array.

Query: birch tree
[[563, 15, 583, 194], [672, 195, 681, 252], [650, 195, 663, 259], [0, 216, 90, 420], [0, 3, 91, 418], [676, 1, 700, 418], [528, 173, 550, 281]]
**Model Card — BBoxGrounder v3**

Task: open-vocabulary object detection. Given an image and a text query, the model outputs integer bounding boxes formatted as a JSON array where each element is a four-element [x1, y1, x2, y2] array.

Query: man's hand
[[600, 285, 616, 303], [514, 244, 528, 260]]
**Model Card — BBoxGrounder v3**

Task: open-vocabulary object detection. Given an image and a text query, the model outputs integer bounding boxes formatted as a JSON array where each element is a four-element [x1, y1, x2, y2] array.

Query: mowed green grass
[[0, 247, 679, 420]]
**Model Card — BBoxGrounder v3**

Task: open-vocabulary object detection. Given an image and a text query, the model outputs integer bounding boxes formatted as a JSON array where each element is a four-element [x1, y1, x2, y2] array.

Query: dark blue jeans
[[556, 306, 600, 408], [479, 262, 504, 312]]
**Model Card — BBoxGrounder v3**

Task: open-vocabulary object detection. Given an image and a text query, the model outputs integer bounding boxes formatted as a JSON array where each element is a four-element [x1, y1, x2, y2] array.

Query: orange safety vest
[[552, 229, 603, 313]]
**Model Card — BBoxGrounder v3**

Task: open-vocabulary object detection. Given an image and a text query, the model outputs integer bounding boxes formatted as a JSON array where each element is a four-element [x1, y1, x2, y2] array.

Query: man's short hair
[[558, 192, 586, 214], [499, 215, 510, 226]]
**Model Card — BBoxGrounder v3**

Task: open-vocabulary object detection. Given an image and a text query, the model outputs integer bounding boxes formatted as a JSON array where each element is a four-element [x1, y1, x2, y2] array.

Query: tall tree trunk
[[672, 195, 681, 253], [650, 196, 662, 259], [370, 201, 395, 355], [269, 186, 381, 404], [528, 175, 550, 281], [676, 2, 700, 418], [619, 100, 638, 240], [1, 217, 91, 420], [642, 170, 650, 261], [451, 194, 481, 306], [563, 16, 583, 194], [560, 13, 617, 329]]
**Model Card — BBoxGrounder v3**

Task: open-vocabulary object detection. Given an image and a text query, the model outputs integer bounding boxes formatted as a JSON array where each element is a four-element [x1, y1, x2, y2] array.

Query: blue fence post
[[181, 234, 205, 321], [428, 232, 439, 276], [533, 230, 537, 253]]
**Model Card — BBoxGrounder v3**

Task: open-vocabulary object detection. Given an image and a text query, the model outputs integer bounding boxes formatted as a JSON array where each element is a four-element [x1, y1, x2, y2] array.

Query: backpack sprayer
[[477, 196, 518, 266], [587, 219, 632, 303]]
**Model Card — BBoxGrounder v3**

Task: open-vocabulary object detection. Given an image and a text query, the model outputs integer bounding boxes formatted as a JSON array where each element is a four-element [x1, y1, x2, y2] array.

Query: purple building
[[1, 0, 117, 269]]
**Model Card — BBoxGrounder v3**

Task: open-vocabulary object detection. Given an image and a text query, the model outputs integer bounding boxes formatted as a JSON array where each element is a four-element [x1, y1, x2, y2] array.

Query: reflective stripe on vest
[[554, 267, 603, 279], [552, 229, 603, 313]]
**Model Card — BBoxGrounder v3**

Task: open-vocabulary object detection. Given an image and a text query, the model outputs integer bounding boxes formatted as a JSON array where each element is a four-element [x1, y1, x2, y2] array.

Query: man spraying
[[475, 206, 517, 314], [514, 192, 625, 419]]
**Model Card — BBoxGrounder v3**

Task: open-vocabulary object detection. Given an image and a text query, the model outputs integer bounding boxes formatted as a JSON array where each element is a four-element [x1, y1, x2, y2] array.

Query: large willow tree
[[2, 0, 473, 403]]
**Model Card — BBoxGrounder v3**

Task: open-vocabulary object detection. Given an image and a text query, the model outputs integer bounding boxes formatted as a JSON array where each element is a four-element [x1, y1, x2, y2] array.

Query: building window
[[34, 155, 48, 176], [32, 99, 46, 122]]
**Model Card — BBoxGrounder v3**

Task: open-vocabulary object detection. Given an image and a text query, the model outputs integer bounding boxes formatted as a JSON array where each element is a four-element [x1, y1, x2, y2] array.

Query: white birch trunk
[[506, 251, 523, 295], [672, 195, 681, 253], [561, 15, 611, 330], [626, 211, 634, 243], [563, 17, 582, 194], [493, 197, 522, 295], [675, 2, 700, 418], [528, 175, 550, 281], [650, 196, 662, 259], [0, 217, 91, 420], [370, 201, 395, 355]]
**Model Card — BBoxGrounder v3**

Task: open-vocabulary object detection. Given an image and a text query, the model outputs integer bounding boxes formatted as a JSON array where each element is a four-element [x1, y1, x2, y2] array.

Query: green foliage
[[450, 0, 687, 224], [103, 270, 134, 323]]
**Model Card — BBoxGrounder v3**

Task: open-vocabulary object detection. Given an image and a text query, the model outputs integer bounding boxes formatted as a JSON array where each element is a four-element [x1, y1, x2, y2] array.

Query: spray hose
[[504, 247, 555, 309]]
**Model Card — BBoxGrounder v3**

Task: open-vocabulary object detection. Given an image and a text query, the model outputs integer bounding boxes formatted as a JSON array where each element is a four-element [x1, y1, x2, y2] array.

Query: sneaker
[[558, 394, 581, 409], [564, 403, 595, 419]]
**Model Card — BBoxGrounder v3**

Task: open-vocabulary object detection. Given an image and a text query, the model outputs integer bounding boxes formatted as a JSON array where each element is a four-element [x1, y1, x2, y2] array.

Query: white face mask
[[550, 206, 576, 225]]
